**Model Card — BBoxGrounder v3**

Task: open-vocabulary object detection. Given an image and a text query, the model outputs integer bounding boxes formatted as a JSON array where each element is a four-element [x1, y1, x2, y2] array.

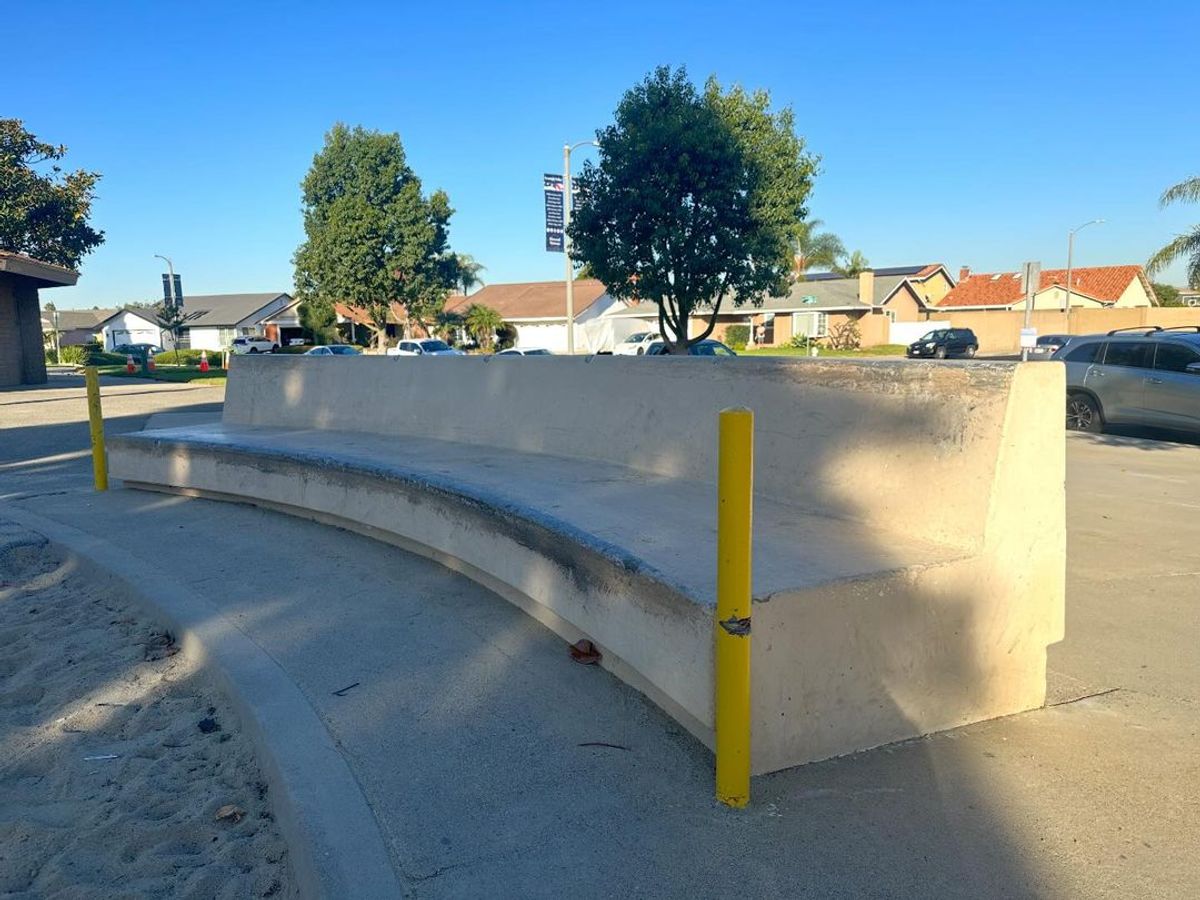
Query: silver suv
[[1056, 326, 1200, 434]]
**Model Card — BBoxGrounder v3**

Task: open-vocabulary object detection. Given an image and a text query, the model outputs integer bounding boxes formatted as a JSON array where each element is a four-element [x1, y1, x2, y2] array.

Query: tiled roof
[[937, 265, 1145, 308], [443, 280, 608, 320]]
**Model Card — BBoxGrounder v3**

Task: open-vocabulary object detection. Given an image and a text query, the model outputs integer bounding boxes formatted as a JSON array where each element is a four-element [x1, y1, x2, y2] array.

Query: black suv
[[906, 328, 979, 359]]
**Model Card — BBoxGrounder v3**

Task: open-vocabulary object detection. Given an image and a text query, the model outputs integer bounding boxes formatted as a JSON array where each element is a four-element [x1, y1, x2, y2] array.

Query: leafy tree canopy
[[0, 119, 104, 269], [570, 67, 817, 352], [833, 249, 871, 277], [1152, 282, 1182, 306], [293, 123, 458, 347]]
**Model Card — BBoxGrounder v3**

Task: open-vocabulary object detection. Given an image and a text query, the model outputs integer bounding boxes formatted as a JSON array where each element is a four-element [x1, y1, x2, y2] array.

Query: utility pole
[[1064, 219, 1104, 313], [562, 140, 598, 354], [1020, 261, 1041, 361]]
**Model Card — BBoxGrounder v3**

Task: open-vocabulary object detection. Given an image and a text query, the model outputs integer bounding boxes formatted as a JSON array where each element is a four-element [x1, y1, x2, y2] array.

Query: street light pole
[[154, 254, 177, 350], [563, 140, 598, 354], [1064, 219, 1104, 314]]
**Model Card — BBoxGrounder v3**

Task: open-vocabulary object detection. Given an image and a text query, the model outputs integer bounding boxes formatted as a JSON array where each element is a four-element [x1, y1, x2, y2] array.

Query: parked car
[[231, 335, 279, 354], [112, 342, 165, 357], [645, 339, 738, 356], [1055, 326, 1200, 434], [304, 344, 362, 356], [1030, 334, 1073, 360], [906, 328, 978, 359], [614, 332, 661, 355], [386, 339, 464, 356], [496, 348, 553, 356]]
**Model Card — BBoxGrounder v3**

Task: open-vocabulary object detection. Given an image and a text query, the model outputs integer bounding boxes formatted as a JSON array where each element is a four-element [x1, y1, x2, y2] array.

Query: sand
[[0, 522, 295, 898]]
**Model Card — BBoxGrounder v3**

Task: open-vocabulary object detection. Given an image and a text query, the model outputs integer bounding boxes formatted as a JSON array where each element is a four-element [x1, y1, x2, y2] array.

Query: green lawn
[[741, 344, 908, 358], [97, 365, 227, 386]]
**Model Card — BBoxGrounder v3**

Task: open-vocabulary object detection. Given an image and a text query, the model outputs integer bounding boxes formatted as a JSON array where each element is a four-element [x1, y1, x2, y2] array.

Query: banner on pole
[[544, 174, 564, 252]]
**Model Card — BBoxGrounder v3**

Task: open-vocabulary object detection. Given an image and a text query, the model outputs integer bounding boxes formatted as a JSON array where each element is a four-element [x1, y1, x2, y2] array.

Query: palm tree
[[465, 303, 504, 352], [792, 218, 845, 275], [832, 250, 871, 277], [1147, 176, 1200, 288], [454, 253, 486, 296]]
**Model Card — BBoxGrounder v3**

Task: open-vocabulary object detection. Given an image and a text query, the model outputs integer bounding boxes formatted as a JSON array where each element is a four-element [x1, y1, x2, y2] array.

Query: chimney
[[858, 269, 875, 307], [959, 266, 971, 283]]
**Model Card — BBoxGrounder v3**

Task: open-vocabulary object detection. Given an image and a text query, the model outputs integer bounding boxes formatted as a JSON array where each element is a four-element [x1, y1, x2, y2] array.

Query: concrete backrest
[[224, 355, 1062, 554]]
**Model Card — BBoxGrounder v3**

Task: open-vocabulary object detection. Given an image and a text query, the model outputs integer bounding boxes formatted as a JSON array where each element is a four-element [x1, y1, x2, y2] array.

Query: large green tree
[[570, 67, 817, 353], [0, 119, 104, 268], [832, 249, 871, 277], [1147, 175, 1200, 288], [293, 124, 458, 349]]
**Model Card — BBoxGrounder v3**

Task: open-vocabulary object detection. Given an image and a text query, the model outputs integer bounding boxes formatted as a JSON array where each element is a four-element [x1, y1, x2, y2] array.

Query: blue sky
[[12, 0, 1198, 308]]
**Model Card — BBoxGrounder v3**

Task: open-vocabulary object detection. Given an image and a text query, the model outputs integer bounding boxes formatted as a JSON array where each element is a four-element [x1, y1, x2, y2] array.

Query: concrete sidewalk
[[2, 378, 1198, 897]]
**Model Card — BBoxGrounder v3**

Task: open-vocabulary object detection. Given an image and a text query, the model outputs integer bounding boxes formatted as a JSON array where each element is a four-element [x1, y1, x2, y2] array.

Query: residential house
[[96, 307, 171, 350], [1179, 288, 1200, 308], [177, 292, 301, 351], [609, 264, 955, 347], [936, 265, 1158, 311], [443, 279, 623, 352], [4, 251, 78, 387], [41, 306, 115, 348]]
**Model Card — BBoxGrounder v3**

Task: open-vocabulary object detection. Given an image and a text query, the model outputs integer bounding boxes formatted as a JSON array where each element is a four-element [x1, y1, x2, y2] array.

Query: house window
[[791, 311, 828, 337], [218, 328, 236, 347]]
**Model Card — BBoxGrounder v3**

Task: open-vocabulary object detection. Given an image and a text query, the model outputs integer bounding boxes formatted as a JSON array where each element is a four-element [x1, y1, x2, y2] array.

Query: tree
[[1152, 282, 1182, 307], [0, 119, 104, 268], [1147, 175, 1200, 288], [464, 303, 504, 352], [293, 124, 458, 351], [453, 253, 485, 296], [833, 250, 871, 277], [792, 218, 844, 274], [570, 67, 817, 353], [155, 301, 194, 351]]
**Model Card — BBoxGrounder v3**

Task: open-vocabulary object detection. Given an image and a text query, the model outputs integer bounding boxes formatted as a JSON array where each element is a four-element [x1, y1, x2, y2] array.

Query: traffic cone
[[126, 354, 135, 374], [199, 351, 210, 373], [147, 350, 156, 373]]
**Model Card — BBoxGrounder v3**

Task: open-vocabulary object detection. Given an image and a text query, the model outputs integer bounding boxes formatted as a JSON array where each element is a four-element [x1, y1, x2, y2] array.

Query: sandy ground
[[0, 523, 294, 899]]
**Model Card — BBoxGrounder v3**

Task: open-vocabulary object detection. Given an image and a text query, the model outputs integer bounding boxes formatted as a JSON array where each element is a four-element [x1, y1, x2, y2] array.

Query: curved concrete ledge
[[106, 355, 1066, 775], [0, 503, 403, 900]]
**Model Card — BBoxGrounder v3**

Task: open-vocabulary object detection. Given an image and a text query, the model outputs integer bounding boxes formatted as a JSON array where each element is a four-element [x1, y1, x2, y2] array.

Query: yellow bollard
[[84, 366, 108, 491], [716, 407, 753, 807]]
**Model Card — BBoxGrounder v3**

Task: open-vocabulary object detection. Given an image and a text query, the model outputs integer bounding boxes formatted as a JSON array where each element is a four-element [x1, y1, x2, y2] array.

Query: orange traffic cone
[[126, 354, 135, 374], [199, 351, 210, 373], [147, 350, 156, 373]]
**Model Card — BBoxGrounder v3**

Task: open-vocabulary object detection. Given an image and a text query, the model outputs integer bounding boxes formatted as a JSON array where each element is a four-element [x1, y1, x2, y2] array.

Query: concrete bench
[[109, 355, 1065, 774]]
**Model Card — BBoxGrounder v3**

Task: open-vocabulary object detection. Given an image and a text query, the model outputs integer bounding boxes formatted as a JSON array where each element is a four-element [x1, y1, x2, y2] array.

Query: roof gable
[[182, 293, 292, 327], [937, 265, 1145, 308]]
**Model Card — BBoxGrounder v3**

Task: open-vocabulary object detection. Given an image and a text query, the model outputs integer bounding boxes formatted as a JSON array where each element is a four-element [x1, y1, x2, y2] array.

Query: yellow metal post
[[716, 407, 753, 807], [84, 366, 108, 491]]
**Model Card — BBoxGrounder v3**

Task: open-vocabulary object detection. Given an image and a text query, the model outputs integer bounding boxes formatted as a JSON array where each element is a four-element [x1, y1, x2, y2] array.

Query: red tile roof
[[444, 280, 608, 320], [936, 265, 1146, 308]]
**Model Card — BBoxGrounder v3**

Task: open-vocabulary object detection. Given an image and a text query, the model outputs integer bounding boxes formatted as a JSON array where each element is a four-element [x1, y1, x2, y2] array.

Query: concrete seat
[[110, 355, 1066, 773]]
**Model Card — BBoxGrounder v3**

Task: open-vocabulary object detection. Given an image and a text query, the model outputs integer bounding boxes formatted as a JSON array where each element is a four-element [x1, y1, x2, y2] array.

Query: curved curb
[[0, 502, 403, 900]]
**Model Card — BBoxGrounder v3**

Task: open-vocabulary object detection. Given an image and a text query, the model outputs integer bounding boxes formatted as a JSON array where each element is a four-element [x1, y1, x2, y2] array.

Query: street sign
[[544, 174, 564, 252], [161, 273, 183, 307], [1019, 327, 1038, 349]]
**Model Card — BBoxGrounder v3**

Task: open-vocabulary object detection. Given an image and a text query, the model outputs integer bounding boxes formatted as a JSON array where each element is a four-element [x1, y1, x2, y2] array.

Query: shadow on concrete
[[29, 358, 1069, 898]]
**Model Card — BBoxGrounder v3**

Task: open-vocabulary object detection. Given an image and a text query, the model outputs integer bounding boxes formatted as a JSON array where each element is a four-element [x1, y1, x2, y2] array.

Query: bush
[[156, 349, 220, 366], [826, 319, 861, 351], [44, 348, 59, 364], [789, 334, 812, 351], [58, 345, 88, 365], [725, 324, 750, 351]]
